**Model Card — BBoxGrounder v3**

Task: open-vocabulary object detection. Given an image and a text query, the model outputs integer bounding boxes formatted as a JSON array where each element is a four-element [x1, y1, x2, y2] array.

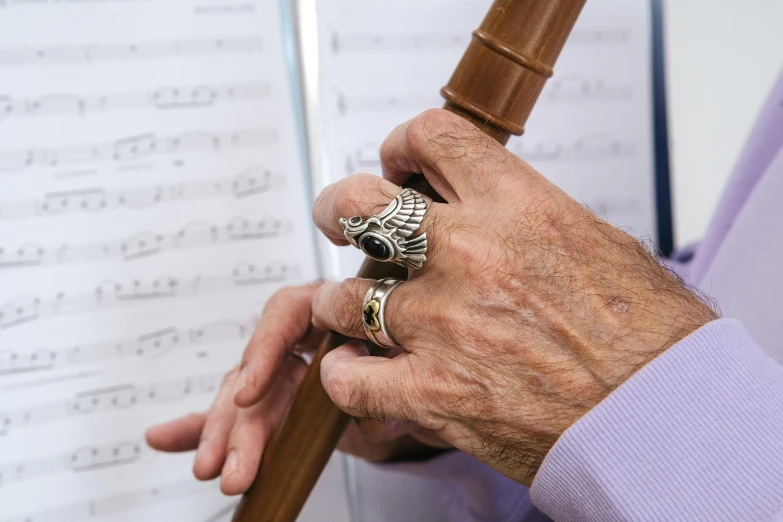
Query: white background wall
[[664, 0, 783, 247]]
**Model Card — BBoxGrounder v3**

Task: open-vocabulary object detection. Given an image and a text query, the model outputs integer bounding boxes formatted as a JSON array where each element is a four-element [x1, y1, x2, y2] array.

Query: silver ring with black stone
[[339, 188, 429, 269], [362, 278, 404, 349]]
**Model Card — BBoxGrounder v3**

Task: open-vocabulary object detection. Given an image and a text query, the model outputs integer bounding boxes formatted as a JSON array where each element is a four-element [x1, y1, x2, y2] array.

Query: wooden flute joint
[[471, 29, 555, 78]]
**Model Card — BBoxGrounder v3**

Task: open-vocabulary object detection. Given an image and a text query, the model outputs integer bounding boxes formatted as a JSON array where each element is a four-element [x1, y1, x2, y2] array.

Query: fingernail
[[223, 450, 239, 477]]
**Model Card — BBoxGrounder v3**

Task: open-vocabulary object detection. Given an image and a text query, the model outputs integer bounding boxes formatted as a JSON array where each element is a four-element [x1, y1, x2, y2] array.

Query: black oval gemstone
[[361, 236, 390, 260]]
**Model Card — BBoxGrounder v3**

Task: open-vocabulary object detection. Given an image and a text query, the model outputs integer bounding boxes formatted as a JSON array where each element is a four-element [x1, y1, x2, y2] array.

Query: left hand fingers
[[219, 354, 307, 495], [145, 413, 206, 453]]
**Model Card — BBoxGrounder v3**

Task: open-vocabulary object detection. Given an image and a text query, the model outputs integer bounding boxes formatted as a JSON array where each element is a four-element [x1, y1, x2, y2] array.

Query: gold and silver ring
[[362, 278, 404, 348]]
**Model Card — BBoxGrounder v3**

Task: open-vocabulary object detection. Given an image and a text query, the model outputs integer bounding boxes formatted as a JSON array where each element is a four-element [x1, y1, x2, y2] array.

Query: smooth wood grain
[[232, 1, 586, 520]]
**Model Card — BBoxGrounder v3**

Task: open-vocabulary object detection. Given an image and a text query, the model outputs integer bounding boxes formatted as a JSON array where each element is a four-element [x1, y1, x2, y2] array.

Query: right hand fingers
[[379, 108, 511, 200], [338, 420, 452, 463], [312, 173, 442, 253], [233, 283, 322, 408], [312, 278, 424, 348]]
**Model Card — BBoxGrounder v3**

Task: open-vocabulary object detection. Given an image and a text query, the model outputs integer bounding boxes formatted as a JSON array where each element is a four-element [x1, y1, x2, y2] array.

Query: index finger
[[233, 283, 322, 407], [379, 108, 510, 202]]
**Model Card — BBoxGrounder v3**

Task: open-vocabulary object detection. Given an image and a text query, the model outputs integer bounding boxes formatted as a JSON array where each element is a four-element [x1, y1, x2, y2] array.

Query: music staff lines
[[0, 373, 222, 436], [0, 127, 277, 174], [543, 76, 633, 103], [0, 216, 291, 269], [336, 79, 631, 116], [508, 136, 637, 162], [0, 479, 216, 522], [345, 136, 636, 175], [0, 316, 256, 377], [0, 438, 151, 486], [329, 29, 629, 53], [0, 37, 263, 68], [0, 261, 295, 330], [0, 167, 283, 221], [0, 82, 270, 121]]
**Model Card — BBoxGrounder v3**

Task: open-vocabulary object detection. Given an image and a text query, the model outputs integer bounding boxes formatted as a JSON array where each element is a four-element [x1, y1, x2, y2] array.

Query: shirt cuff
[[531, 318, 783, 522]]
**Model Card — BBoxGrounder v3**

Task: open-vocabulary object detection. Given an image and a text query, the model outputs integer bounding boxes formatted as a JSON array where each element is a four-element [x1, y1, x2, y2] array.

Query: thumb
[[321, 340, 419, 423]]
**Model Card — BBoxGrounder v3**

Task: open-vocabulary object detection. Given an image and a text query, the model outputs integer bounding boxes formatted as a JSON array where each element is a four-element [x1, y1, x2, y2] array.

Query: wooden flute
[[232, 1, 587, 520]]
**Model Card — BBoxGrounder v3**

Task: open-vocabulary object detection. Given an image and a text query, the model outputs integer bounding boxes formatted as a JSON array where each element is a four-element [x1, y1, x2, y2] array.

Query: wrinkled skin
[[147, 109, 717, 492]]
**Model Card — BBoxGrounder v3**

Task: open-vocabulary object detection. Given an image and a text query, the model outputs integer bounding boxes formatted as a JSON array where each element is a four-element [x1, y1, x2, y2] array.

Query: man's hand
[[310, 109, 718, 486], [145, 284, 446, 495]]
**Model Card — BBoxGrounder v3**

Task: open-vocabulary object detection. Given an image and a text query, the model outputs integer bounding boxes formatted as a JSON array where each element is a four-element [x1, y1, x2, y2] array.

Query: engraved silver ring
[[339, 188, 429, 269], [362, 278, 405, 349]]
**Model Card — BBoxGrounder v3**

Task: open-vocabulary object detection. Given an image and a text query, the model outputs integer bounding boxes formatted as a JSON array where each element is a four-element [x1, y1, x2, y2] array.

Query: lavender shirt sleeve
[[688, 70, 783, 283], [530, 319, 783, 522]]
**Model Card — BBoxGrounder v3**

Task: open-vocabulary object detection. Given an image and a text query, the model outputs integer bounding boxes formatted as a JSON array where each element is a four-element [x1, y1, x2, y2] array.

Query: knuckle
[[439, 223, 515, 290], [263, 286, 295, 311], [378, 134, 397, 167], [333, 279, 366, 335], [434, 224, 488, 276], [324, 368, 355, 409], [446, 227, 479, 265], [312, 183, 334, 223], [403, 108, 447, 153], [221, 367, 240, 388], [383, 285, 415, 343], [415, 359, 486, 424], [335, 173, 385, 218]]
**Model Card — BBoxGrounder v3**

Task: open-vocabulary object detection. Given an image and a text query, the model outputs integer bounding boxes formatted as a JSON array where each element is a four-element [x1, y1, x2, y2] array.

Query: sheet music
[[0, 1, 328, 520], [314, 0, 658, 278]]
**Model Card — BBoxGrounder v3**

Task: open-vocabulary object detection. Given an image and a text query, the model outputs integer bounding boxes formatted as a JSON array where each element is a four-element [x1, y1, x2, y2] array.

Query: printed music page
[[0, 1, 346, 521], [313, 0, 658, 279]]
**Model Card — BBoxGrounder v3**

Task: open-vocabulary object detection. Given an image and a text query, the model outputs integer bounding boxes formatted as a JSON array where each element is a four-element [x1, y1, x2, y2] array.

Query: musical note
[[0, 439, 151, 486], [343, 142, 384, 176], [0, 128, 277, 173], [544, 77, 633, 103], [0, 373, 222, 436], [0, 0, 323, 518], [0, 479, 216, 522], [0, 82, 270, 122], [330, 27, 629, 54], [336, 93, 440, 116], [335, 78, 630, 117], [0, 37, 263, 68], [508, 136, 637, 162], [344, 136, 636, 175], [0, 216, 290, 269], [0, 317, 256, 377], [330, 31, 469, 54], [0, 167, 284, 221], [0, 261, 295, 330]]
